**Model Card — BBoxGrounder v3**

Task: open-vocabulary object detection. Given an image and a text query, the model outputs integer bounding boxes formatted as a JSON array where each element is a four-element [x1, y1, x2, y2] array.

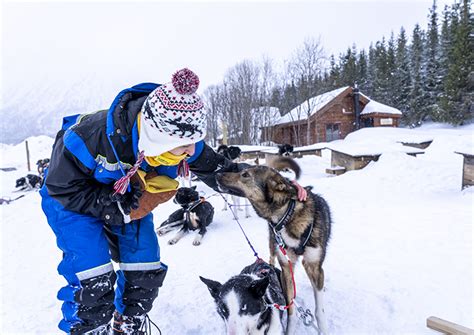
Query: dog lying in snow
[[15, 174, 42, 191], [155, 186, 214, 246], [200, 261, 286, 335], [217, 145, 251, 219]]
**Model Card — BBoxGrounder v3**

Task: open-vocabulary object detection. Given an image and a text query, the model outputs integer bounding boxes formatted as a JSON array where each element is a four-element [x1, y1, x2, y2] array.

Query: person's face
[[168, 143, 196, 157]]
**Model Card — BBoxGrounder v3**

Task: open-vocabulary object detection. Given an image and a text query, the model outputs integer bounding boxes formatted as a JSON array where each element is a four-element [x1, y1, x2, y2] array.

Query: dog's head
[[217, 145, 229, 155], [226, 146, 242, 160], [216, 157, 301, 206], [15, 177, 27, 188], [200, 274, 271, 334], [174, 186, 200, 207], [218, 145, 242, 161], [278, 144, 294, 156]]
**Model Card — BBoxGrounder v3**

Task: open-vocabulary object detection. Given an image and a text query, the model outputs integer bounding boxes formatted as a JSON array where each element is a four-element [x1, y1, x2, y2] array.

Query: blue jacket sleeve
[[44, 131, 118, 221]]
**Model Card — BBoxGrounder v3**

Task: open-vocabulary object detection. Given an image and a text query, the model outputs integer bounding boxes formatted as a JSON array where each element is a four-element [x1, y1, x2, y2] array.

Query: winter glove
[[98, 184, 143, 225], [128, 171, 179, 220]]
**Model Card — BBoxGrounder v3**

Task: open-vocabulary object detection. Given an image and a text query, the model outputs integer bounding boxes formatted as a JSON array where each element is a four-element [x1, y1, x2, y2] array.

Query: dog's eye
[[241, 171, 250, 178]]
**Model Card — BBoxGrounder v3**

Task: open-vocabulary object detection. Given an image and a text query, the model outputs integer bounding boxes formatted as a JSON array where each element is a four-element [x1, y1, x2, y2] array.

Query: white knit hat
[[138, 68, 207, 157]]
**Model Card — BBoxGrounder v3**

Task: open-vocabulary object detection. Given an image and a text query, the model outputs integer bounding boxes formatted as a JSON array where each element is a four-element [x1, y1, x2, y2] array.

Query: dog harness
[[268, 198, 314, 255]]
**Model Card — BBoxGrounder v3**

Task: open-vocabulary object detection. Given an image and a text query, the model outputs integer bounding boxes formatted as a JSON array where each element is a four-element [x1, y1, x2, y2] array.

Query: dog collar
[[270, 199, 296, 232]]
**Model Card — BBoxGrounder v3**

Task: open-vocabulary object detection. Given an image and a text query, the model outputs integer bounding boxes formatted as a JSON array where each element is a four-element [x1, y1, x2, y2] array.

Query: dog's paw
[[168, 239, 177, 245], [156, 228, 168, 236], [245, 214, 251, 218], [222, 207, 227, 211], [193, 235, 203, 246]]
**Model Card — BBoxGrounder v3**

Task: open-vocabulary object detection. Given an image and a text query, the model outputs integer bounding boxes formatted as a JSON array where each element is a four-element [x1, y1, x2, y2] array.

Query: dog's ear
[[250, 276, 269, 298], [191, 185, 197, 191], [200, 276, 222, 300]]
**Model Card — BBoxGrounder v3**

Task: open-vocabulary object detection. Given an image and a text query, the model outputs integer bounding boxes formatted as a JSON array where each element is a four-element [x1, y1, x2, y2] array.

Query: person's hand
[[98, 184, 143, 224], [112, 183, 143, 215], [291, 180, 307, 201]]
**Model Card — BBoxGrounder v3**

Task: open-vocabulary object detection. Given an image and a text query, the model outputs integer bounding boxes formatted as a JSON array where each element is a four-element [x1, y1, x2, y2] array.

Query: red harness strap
[[272, 245, 297, 311]]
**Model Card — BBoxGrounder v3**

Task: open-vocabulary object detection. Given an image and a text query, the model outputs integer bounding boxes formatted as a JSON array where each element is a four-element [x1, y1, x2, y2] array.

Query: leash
[[0, 194, 25, 205], [271, 244, 297, 311], [218, 192, 261, 261]]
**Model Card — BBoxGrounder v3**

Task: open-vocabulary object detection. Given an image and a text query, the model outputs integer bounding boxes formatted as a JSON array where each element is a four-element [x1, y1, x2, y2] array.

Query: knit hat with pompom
[[138, 68, 206, 157]]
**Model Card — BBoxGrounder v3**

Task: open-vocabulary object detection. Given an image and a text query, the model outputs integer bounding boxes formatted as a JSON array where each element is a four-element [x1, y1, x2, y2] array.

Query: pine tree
[[327, 54, 341, 89], [409, 24, 426, 125], [373, 38, 390, 103], [424, 0, 443, 121], [440, 0, 473, 124], [340, 45, 358, 87], [439, 6, 451, 88], [394, 27, 412, 118], [366, 43, 377, 97], [356, 49, 369, 93], [386, 32, 398, 106]]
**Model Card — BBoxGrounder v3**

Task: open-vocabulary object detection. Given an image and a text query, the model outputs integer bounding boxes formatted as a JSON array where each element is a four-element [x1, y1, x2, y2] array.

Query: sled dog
[[278, 143, 294, 157], [200, 261, 286, 335], [216, 157, 332, 334], [217, 145, 251, 219], [15, 174, 43, 191], [156, 186, 214, 246]]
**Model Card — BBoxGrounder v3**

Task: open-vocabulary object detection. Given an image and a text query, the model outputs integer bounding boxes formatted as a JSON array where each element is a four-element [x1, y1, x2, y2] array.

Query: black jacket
[[44, 83, 243, 222]]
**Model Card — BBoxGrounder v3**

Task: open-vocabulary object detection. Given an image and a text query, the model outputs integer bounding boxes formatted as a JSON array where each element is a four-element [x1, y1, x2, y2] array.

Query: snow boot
[[112, 311, 160, 335], [84, 324, 111, 335]]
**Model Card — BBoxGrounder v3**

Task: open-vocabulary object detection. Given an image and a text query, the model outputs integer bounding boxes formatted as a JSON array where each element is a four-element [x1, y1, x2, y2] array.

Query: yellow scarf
[[144, 152, 187, 167], [137, 112, 187, 167]]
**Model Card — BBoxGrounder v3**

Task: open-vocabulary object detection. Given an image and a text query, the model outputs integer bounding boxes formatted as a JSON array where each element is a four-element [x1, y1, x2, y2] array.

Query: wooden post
[[222, 121, 228, 145], [427, 316, 474, 335], [25, 140, 31, 171]]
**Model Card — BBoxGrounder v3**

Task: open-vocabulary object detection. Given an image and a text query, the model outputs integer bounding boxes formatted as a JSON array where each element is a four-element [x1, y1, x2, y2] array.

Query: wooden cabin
[[261, 87, 402, 146]]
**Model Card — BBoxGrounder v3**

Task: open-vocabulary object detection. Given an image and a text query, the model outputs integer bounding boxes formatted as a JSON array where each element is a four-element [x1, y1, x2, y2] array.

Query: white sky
[[1, 0, 454, 94]]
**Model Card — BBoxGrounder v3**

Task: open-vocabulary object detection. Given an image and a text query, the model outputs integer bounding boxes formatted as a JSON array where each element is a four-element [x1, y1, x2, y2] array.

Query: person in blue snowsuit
[[41, 69, 245, 334]]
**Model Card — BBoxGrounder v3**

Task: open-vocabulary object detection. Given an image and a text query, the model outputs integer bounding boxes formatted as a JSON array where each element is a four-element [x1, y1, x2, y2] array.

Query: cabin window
[[326, 124, 340, 141]]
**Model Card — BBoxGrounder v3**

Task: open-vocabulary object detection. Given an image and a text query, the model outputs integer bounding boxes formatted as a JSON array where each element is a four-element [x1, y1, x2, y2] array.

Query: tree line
[[204, 0, 473, 146]]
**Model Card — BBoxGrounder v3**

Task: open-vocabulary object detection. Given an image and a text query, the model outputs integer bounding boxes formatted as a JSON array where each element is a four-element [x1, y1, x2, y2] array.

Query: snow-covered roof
[[274, 86, 350, 126], [361, 99, 402, 115]]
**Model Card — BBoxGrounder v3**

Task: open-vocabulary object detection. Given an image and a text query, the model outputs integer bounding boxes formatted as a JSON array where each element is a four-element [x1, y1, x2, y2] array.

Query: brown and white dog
[[216, 157, 332, 334]]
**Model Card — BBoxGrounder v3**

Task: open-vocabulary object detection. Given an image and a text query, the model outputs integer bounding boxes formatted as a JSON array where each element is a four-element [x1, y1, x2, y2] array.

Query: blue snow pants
[[40, 187, 168, 334]]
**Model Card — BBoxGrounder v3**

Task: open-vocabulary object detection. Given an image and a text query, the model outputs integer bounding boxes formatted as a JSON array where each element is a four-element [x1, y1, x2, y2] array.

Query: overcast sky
[[2, 0, 454, 96]]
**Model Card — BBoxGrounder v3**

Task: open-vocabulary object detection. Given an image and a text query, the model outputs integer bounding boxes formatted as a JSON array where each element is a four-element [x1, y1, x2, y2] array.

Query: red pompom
[[172, 68, 200, 95]]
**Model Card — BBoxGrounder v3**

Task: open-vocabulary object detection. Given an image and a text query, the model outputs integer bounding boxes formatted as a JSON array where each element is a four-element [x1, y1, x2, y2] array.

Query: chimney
[[353, 86, 361, 130]]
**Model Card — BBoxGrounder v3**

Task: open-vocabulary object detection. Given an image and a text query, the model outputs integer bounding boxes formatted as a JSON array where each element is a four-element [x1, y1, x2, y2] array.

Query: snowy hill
[[0, 75, 139, 144], [0, 124, 472, 334]]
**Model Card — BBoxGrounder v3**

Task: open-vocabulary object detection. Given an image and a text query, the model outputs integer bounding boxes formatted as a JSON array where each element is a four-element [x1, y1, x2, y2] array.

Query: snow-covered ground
[[0, 124, 473, 334]]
